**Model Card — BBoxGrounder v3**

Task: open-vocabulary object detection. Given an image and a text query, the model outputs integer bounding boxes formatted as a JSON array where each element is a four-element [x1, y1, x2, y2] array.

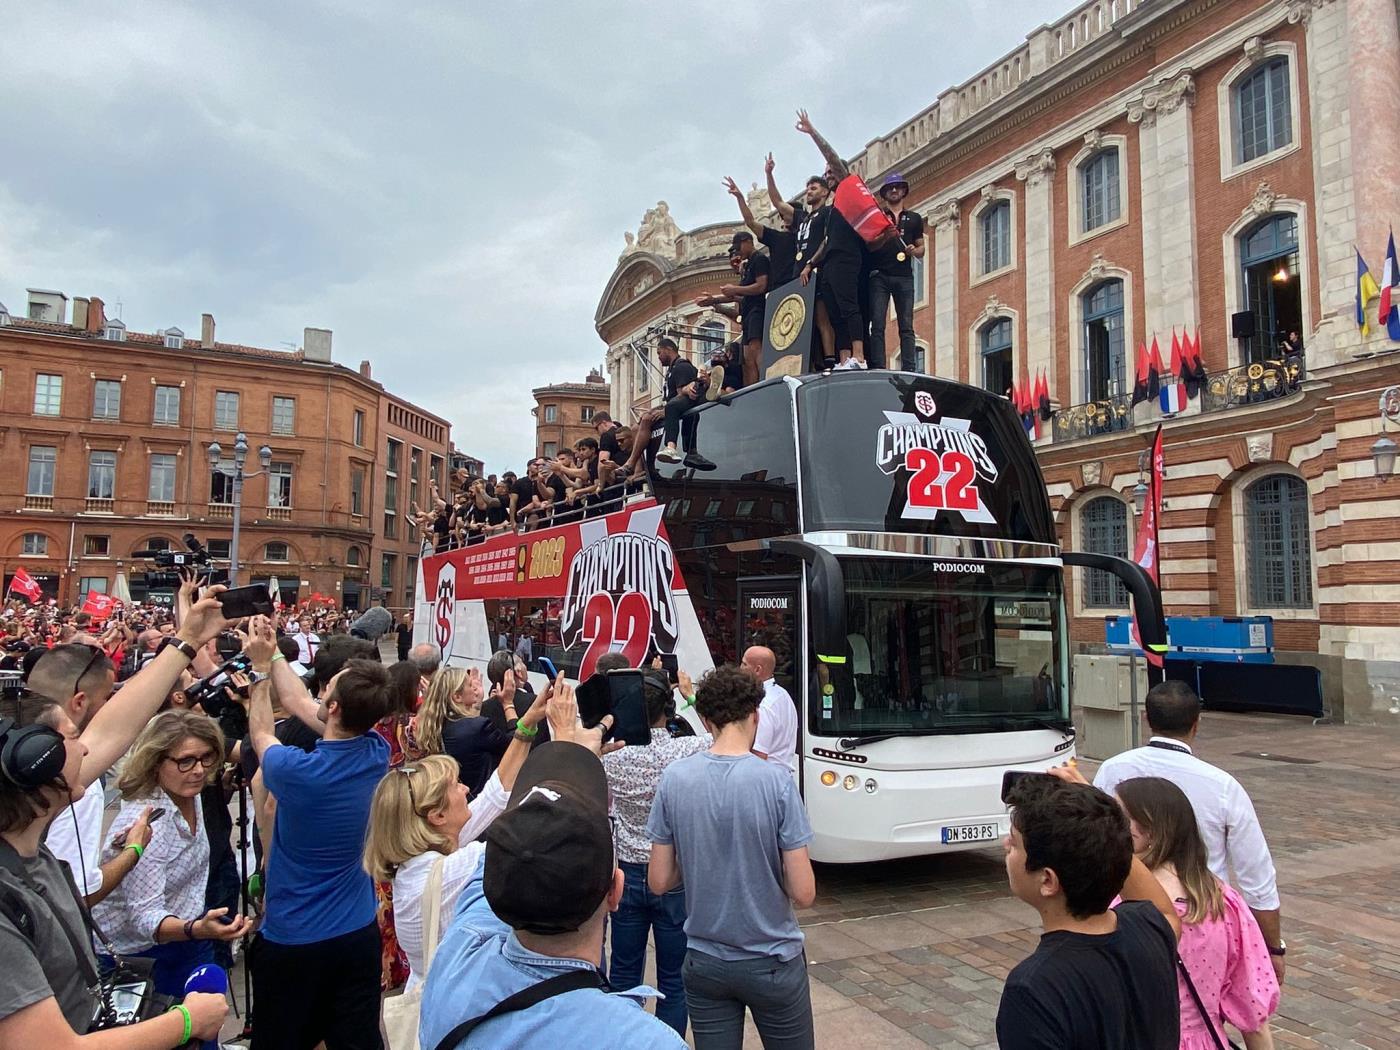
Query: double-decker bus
[[413, 370, 1158, 863]]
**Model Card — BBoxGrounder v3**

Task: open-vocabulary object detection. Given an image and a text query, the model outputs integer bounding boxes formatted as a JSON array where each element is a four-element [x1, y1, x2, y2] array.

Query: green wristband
[[169, 1003, 192, 1044], [272, 652, 286, 663], [124, 842, 143, 860], [682, 695, 695, 709], [514, 722, 538, 738]]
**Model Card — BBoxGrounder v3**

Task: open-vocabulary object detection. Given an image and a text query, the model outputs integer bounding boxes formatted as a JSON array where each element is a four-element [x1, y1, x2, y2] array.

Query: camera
[[185, 652, 253, 722], [131, 533, 228, 589]]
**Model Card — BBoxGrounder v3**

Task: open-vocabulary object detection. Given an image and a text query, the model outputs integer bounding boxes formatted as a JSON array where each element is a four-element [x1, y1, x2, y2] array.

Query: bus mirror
[[1061, 551, 1167, 684], [754, 538, 848, 666]]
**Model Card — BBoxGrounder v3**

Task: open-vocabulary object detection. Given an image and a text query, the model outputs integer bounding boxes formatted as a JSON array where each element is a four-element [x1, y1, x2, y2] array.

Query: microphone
[[348, 606, 393, 643], [182, 963, 229, 1050]]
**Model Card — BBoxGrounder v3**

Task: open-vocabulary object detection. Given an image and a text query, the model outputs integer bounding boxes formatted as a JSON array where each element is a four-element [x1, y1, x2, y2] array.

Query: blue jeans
[[867, 269, 918, 370], [608, 860, 689, 1038], [683, 948, 813, 1050]]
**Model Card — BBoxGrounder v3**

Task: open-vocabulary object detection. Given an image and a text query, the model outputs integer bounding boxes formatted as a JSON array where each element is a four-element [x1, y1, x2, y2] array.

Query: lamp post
[[1372, 386, 1400, 482], [207, 432, 273, 587]]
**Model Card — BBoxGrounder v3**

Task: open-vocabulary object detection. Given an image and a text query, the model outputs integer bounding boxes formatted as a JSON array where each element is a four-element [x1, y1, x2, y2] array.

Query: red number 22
[[905, 449, 978, 512]]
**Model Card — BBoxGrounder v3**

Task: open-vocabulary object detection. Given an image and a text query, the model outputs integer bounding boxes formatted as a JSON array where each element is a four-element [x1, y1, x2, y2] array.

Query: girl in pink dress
[[1116, 777, 1279, 1050]]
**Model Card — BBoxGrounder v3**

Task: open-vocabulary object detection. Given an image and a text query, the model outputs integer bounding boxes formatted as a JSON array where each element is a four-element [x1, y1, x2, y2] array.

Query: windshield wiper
[[837, 732, 908, 750]]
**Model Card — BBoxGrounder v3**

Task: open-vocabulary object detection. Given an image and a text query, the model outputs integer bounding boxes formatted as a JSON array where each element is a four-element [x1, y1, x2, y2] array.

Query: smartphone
[[575, 672, 611, 729], [537, 656, 560, 680], [606, 670, 652, 747], [148, 810, 166, 826], [215, 584, 275, 620], [1000, 769, 1056, 805], [658, 653, 679, 685]]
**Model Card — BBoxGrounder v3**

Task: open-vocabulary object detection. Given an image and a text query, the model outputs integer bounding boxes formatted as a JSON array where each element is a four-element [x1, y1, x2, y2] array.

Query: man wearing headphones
[[0, 587, 234, 1046]]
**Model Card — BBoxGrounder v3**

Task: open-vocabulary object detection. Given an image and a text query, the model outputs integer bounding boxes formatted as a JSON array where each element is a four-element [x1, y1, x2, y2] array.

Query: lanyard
[[1146, 739, 1192, 755]]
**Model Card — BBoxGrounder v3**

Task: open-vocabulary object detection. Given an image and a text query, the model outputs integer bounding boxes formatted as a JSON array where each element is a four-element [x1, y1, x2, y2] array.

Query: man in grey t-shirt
[[647, 665, 816, 1049]]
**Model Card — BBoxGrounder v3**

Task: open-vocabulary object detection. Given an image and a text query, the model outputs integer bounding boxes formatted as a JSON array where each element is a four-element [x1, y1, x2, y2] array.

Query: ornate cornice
[[1286, 0, 1338, 26], [1014, 148, 1056, 187], [930, 199, 961, 230], [1127, 71, 1196, 128], [1247, 180, 1278, 218]]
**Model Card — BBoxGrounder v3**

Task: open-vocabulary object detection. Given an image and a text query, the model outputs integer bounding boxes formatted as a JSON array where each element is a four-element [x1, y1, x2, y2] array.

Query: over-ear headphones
[[0, 716, 67, 790]]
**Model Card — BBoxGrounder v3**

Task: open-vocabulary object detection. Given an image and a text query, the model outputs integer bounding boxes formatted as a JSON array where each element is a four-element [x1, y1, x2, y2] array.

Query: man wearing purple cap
[[867, 172, 926, 371]]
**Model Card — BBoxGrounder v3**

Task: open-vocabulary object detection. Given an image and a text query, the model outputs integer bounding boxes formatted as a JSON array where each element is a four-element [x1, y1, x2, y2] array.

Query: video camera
[[185, 652, 253, 725], [131, 533, 228, 589]]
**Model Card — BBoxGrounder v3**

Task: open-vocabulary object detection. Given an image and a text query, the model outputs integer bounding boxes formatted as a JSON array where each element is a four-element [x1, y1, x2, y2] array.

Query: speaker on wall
[[1231, 311, 1256, 339]]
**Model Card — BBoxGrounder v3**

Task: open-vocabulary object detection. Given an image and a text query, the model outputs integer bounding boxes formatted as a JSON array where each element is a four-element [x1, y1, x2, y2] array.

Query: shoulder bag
[[383, 854, 448, 1050]]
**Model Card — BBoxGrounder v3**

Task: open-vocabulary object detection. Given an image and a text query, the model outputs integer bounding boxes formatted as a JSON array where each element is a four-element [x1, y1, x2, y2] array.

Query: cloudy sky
[[2, 0, 1068, 470]]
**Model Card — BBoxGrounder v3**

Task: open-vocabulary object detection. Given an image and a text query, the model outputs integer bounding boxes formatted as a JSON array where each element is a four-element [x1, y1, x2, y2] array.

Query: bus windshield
[[816, 557, 1068, 736]]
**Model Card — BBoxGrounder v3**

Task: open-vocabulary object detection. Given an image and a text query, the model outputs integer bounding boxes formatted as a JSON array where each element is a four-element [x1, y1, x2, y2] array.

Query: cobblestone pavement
[[776, 711, 1400, 1049]]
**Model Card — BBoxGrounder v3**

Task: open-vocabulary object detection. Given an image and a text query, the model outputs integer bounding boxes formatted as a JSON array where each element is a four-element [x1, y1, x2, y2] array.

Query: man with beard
[[866, 172, 925, 371]]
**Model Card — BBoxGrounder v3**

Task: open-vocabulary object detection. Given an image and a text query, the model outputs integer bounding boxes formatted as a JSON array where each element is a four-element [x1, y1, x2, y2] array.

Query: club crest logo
[[434, 563, 456, 653]]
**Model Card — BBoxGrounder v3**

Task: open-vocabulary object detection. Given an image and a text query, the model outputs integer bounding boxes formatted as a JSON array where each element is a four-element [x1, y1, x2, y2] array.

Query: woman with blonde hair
[[1116, 777, 1279, 1050], [365, 682, 553, 989], [92, 709, 251, 995], [410, 666, 514, 794]]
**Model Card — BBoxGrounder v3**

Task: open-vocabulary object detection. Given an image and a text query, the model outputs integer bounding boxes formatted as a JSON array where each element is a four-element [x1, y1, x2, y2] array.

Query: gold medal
[[795, 251, 804, 261], [896, 251, 907, 262]]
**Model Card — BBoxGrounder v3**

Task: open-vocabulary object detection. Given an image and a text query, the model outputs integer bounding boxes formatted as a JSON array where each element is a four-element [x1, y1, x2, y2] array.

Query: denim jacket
[[419, 854, 686, 1050]]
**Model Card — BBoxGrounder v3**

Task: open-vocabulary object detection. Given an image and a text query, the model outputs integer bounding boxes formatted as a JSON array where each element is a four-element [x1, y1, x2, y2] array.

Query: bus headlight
[[865, 779, 878, 794], [819, 771, 837, 787], [842, 775, 858, 791]]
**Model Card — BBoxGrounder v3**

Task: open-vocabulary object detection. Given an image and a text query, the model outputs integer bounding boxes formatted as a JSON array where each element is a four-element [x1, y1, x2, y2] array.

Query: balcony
[[266, 506, 292, 522], [207, 502, 234, 519], [146, 501, 177, 516], [24, 495, 54, 511], [85, 497, 114, 513], [1200, 354, 1305, 414], [1051, 393, 1133, 444]]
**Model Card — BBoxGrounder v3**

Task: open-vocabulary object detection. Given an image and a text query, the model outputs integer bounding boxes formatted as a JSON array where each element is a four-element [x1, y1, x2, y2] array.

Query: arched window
[[22, 533, 48, 556], [1235, 59, 1292, 164], [980, 318, 1014, 395], [346, 546, 362, 567], [1239, 214, 1301, 364], [1083, 279, 1126, 401], [143, 537, 171, 552], [980, 200, 1011, 274], [1080, 497, 1130, 607], [1245, 474, 1312, 608], [1080, 149, 1121, 232]]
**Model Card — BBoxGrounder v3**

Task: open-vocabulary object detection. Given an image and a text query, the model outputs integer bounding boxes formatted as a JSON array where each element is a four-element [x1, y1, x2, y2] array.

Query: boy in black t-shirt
[[997, 767, 1182, 1050]]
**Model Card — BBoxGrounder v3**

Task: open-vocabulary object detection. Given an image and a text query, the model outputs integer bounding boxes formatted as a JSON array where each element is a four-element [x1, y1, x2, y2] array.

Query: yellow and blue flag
[[1357, 248, 1379, 336]]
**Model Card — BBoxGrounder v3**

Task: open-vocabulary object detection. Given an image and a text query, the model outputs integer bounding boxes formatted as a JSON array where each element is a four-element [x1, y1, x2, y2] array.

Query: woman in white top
[[364, 683, 549, 988], [92, 710, 251, 996]]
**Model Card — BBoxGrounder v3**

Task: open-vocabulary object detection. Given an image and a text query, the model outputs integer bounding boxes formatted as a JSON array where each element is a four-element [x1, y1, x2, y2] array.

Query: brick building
[[596, 0, 1400, 722], [531, 369, 610, 460], [0, 289, 449, 612]]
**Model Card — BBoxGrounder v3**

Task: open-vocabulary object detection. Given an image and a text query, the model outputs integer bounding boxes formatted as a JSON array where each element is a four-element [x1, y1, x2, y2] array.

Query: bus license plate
[[941, 822, 999, 845]]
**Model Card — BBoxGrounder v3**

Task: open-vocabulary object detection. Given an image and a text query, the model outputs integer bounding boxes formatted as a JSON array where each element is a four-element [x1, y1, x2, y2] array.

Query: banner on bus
[[420, 502, 685, 679], [874, 388, 999, 526]]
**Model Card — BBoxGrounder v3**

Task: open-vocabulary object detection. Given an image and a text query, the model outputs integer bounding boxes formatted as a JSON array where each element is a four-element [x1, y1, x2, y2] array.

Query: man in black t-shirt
[[867, 172, 926, 371], [724, 174, 798, 287], [996, 769, 1182, 1050], [593, 412, 626, 487], [653, 337, 712, 469], [510, 462, 543, 528], [696, 231, 770, 387]]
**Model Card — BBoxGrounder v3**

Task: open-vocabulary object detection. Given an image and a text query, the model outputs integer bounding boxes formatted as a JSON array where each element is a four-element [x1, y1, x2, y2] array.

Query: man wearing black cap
[[696, 232, 770, 387], [419, 687, 685, 1049], [867, 172, 926, 371]]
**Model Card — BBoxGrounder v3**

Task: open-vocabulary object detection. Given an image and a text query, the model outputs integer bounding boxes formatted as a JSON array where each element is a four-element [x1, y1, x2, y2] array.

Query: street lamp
[[207, 432, 273, 587], [1372, 386, 1400, 482]]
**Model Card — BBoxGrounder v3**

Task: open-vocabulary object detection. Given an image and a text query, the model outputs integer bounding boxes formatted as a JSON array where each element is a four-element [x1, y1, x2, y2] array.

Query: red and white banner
[[1130, 425, 1165, 668], [7, 567, 43, 603], [82, 591, 117, 621]]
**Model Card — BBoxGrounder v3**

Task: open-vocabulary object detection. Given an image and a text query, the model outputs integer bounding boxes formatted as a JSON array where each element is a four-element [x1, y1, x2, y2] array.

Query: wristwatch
[[173, 639, 199, 661], [246, 671, 271, 688], [1267, 940, 1286, 956]]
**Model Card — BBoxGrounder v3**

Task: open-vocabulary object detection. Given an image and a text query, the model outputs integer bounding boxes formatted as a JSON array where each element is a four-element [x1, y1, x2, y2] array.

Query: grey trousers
[[682, 947, 815, 1050]]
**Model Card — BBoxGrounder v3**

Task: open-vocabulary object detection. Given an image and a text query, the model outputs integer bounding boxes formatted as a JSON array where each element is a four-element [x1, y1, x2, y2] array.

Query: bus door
[[737, 578, 804, 780]]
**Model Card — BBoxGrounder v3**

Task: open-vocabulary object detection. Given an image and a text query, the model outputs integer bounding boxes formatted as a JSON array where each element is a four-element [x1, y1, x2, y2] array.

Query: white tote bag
[[383, 855, 448, 1050]]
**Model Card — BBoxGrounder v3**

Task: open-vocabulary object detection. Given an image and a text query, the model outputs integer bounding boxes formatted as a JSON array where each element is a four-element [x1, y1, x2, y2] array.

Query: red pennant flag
[[1131, 343, 1151, 407], [1147, 336, 1165, 399], [1037, 369, 1053, 421], [1129, 425, 1166, 668], [1170, 330, 1185, 386], [7, 567, 42, 603]]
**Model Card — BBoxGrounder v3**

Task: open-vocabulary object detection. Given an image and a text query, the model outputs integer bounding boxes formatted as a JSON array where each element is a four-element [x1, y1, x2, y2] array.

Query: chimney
[[303, 327, 333, 362], [72, 297, 90, 331], [201, 313, 216, 347], [87, 297, 106, 333], [359, 360, 372, 379]]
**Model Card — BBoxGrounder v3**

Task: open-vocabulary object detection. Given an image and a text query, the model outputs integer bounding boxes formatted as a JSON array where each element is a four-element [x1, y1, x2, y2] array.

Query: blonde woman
[[411, 666, 514, 794], [92, 709, 252, 995], [366, 683, 550, 988]]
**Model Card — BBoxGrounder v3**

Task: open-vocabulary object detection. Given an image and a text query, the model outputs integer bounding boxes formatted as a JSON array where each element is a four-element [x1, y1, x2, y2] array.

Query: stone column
[[1129, 73, 1199, 345], [1016, 148, 1057, 401], [929, 201, 961, 379], [1339, 0, 1400, 259]]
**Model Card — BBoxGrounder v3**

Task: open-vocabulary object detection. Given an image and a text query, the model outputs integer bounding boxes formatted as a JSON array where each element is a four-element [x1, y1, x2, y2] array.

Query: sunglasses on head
[[71, 643, 106, 697]]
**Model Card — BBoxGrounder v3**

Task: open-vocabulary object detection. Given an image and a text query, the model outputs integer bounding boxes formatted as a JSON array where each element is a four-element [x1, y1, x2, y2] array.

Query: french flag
[[1159, 382, 1188, 415]]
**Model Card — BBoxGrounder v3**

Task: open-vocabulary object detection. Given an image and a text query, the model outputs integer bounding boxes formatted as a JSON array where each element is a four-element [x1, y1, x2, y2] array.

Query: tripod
[[230, 765, 256, 1041]]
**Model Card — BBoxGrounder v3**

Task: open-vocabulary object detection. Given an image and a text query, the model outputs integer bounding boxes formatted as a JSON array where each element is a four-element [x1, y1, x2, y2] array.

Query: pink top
[[1175, 881, 1279, 1048]]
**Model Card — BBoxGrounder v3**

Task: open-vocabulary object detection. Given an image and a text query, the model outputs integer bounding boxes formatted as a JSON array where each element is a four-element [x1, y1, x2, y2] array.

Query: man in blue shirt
[[244, 618, 390, 1050], [421, 700, 685, 1050]]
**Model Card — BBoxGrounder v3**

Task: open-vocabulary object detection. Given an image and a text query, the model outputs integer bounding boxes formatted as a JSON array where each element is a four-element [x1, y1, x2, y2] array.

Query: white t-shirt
[[43, 788, 106, 895], [753, 679, 799, 776], [294, 631, 320, 664]]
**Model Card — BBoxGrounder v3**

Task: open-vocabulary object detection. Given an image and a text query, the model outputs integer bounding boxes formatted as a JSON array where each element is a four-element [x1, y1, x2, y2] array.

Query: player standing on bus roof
[[695, 232, 770, 388], [867, 173, 925, 371]]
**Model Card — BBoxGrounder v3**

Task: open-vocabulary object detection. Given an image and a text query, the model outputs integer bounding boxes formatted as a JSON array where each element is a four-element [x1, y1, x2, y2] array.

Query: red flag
[[1129, 425, 1165, 668], [82, 591, 116, 621], [1170, 330, 1185, 386], [1131, 343, 1151, 406], [7, 567, 42, 603], [1147, 336, 1165, 399]]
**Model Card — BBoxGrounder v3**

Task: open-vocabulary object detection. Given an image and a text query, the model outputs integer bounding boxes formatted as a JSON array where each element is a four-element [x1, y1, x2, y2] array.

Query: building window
[[210, 458, 235, 503], [264, 542, 289, 563], [406, 555, 418, 600], [382, 553, 396, 591], [353, 409, 366, 447], [912, 254, 926, 306], [980, 318, 1014, 396], [1239, 214, 1301, 365], [83, 535, 111, 557], [544, 405, 558, 423], [410, 449, 422, 513], [143, 537, 171, 552], [87, 451, 117, 499], [1081, 149, 1121, 232], [163, 327, 184, 350], [1245, 474, 1313, 608], [271, 396, 296, 436], [980, 200, 1011, 274], [78, 576, 107, 596], [581, 406, 595, 423], [637, 349, 650, 393], [1080, 497, 1130, 607], [206, 539, 231, 560], [351, 468, 365, 516], [27, 446, 57, 496], [214, 391, 239, 430], [104, 321, 125, 341], [543, 441, 557, 459], [386, 439, 401, 474], [34, 374, 62, 416], [913, 345, 927, 373], [154, 385, 181, 426], [92, 380, 121, 420], [697, 320, 727, 359], [149, 454, 177, 502], [429, 454, 444, 492], [22, 533, 48, 556], [268, 462, 293, 508], [1083, 279, 1126, 401], [346, 546, 361, 567], [1235, 59, 1292, 165]]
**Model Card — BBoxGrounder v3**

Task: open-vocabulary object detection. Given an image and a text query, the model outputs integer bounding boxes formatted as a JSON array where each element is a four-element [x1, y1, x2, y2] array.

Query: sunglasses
[[168, 751, 219, 773], [71, 643, 106, 698]]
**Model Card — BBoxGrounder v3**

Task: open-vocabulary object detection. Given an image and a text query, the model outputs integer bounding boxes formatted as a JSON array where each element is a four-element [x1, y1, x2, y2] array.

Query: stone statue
[[637, 200, 681, 257]]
